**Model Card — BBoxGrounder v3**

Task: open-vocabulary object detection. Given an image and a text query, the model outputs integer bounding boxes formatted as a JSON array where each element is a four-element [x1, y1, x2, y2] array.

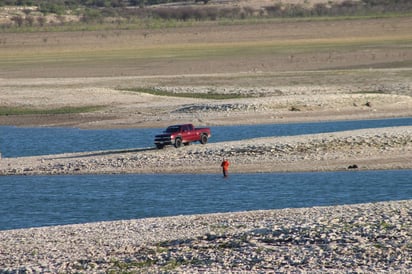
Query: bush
[[39, 2, 66, 15], [80, 8, 102, 23], [151, 7, 225, 21], [37, 16, 47, 26], [25, 15, 34, 26], [2, 0, 412, 30], [312, 3, 329, 16], [11, 15, 24, 27]]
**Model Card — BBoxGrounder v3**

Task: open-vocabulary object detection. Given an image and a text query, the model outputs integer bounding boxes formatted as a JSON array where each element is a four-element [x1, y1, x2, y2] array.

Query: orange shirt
[[221, 160, 230, 170]]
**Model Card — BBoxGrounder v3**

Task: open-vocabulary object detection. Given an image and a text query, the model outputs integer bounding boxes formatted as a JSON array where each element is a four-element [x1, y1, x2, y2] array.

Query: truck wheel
[[174, 138, 182, 148], [200, 134, 208, 144], [156, 144, 164, 149]]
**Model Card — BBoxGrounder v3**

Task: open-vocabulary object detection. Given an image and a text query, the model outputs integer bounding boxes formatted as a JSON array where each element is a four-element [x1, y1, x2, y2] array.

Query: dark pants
[[223, 169, 228, 177]]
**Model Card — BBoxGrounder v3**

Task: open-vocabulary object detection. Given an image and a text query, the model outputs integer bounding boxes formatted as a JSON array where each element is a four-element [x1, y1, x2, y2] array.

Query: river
[[1, 117, 411, 158], [0, 117, 411, 230], [1, 170, 411, 230]]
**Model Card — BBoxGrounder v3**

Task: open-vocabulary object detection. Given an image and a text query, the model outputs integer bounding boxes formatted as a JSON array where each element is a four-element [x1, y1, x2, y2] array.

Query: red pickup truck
[[154, 124, 211, 149]]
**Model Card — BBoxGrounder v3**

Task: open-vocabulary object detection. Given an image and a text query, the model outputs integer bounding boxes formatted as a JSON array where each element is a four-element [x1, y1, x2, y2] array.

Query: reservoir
[[0, 117, 411, 230], [1, 170, 411, 230], [1, 117, 411, 158]]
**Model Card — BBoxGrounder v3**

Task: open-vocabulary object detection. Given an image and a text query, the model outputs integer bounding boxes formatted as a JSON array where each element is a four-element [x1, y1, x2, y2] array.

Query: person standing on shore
[[221, 158, 230, 178]]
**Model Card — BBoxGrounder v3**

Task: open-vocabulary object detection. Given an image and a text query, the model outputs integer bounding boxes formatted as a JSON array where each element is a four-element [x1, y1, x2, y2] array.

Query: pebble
[[0, 126, 410, 176], [0, 200, 410, 273]]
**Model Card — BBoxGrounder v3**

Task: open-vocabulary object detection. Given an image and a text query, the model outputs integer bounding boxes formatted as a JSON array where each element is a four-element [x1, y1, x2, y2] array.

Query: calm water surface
[[1, 118, 411, 230], [1, 117, 411, 157], [1, 170, 411, 230]]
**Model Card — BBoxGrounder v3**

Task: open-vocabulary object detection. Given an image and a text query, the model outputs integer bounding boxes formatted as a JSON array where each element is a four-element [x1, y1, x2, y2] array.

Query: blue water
[[1, 118, 411, 231], [1, 117, 411, 158], [1, 170, 411, 231]]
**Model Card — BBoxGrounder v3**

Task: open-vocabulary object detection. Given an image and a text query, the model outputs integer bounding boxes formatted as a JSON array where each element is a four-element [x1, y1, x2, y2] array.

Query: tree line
[[2, 0, 412, 29]]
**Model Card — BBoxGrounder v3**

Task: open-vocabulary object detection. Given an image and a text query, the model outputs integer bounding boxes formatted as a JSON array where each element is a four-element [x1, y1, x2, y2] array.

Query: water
[[1, 117, 411, 158], [1, 117, 411, 231], [1, 170, 411, 231]]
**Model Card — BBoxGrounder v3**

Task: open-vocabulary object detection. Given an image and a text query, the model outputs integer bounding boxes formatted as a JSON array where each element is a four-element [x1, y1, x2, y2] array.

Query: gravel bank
[[0, 200, 410, 273], [1, 126, 411, 175]]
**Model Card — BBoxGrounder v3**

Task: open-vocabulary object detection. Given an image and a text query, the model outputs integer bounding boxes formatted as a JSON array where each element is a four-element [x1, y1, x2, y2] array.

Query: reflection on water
[[1, 170, 411, 230]]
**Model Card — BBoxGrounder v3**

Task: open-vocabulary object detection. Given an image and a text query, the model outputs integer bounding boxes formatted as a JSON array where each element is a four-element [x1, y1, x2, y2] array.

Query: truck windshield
[[165, 126, 180, 133]]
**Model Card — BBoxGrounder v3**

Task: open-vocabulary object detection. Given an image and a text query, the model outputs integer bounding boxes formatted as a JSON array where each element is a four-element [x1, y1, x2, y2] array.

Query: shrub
[[312, 3, 329, 16], [11, 15, 24, 27], [80, 8, 102, 23], [39, 2, 66, 15], [25, 15, 35, 26], [2, 0, 412, 30], [37, 16, 47, 26]]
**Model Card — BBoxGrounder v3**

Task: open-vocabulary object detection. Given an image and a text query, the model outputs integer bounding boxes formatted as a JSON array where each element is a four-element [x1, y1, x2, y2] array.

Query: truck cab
[[154, 124, 211, 149]]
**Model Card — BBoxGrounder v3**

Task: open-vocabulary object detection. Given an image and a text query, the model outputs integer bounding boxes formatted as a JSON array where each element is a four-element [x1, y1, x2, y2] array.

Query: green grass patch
[[1, 35, 411, 70], [0, 17, 197, 33], [2, 12, 412, 34], [123, 87, 253, 100], [353, 90, 386, 94], [0, 105, 103, 116]]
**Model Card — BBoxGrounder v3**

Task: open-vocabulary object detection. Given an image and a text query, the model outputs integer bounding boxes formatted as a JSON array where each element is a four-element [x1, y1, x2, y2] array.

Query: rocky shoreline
[[1, 120, 411, 274], [1, 126, 411, 176], [1, 13, 411, 273], [0, 200, 411, 273]]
